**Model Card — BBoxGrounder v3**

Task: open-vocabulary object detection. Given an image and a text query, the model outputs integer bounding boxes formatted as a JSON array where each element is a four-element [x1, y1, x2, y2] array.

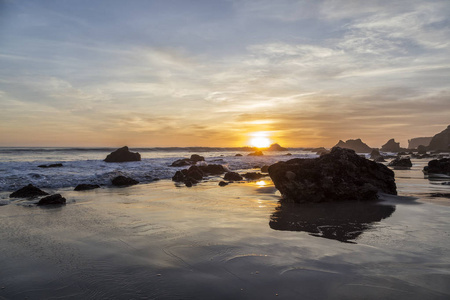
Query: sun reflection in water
[[256, 180, 267, 187]]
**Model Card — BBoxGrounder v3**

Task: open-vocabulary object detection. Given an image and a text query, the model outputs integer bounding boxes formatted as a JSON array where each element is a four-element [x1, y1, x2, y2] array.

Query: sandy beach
[[1, 163, 449, 299]]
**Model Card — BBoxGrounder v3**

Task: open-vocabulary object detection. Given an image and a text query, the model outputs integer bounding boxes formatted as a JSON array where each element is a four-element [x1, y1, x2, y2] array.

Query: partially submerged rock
[[268, 147, 397, 203], [37, 194, 66, 206], [381, 139, 401, 152], [104, 146, 141, 162], [224, 172, 243, 181], [170, 154, 205, 167], [333, 139, 372, 153], [38, 163, 63, 168], [423, 158, 450, 176], [198, 164, 226, 175], [248, 150, 264, 156], [111, 176, 139, 186], [388, 157, 412, 168], [266, 143, 288, 151], [219, 181, 229, 187], [10, 184, 49, 198], [74, 184, 100, 191], [242, 172, 266, 180]]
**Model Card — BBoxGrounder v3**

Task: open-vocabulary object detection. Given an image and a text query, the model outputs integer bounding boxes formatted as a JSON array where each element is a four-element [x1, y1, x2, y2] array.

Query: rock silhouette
[[104, 146, 141, 162]]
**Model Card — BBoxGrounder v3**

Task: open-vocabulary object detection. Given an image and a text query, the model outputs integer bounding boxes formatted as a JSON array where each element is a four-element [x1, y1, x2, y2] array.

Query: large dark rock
[[388, 157, 412, 168], [190, 154, 205, 162], [37, 194, 66, 206], [10, 184, 49, 198], [333, 139, 372, 153], [111, 176, 139, 186], [104, 146, 141, 162], [266, 143, 288, 151], [268, 147, 397, 203], [428, 125, 450, 151], [423, 158, 450, 176], [224, 172, 243, 181], [381, 139, 401, 152], [38, 163, 63, 168], [74, 184, 100, 191], [199, 164, 226, 175], [408, 137, 432, 149], [242, 172, 266, 180]]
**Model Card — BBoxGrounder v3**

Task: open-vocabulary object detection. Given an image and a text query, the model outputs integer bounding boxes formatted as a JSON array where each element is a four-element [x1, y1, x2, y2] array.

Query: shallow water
[[0, 157, 449, 299]]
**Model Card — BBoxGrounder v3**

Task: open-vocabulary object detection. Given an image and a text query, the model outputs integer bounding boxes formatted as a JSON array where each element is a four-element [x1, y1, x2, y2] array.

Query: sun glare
[[249, 136, 271, 148]]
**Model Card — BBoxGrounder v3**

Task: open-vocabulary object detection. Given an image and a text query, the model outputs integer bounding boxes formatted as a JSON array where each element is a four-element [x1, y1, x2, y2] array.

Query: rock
[[408, 137, 432, 149], [186, 166, 204, 181], [111, 176, 139, 186], [219, 181, 229, 187], [190, 154, 205, 162], [172, 171, 186, 182], [268, 147, 397, 203], [170, 158, 193, 167], [388, 157, 412, 168], [224, 172, 243, 181], [285, 153, 292, 156], [10, 184, 49, 198], [333, 139, 372, 153], [428, 125, 450, 151], [248, 150, 264, 156], [261, 165, 269, 173], [417, 145, 427, 155], [266, 143, 288, 151], [315, 148, 330, 156], [74, 184, 100, 191], [104, 146, 141, 162], [423, 158, 450, 176], [374, 156, 386, 162], [370, 149, 381, 159], [37, 194, 66, 205], [235, 154, 243, 157], [199, 164, 226, 175], [381, 139, 401, 152], [243, 172, 265, 180], [38, 163, 63, 168]]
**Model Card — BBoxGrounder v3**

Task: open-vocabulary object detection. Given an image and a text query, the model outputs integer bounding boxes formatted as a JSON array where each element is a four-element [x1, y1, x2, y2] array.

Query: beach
[[1, 155, 449, 299]]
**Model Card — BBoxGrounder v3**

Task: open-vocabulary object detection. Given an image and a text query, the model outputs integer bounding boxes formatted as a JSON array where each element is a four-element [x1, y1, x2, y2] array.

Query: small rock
[[10, 184, 49, 198], [74, 184, 100, 191], [190, 154, 205, 162], [235, 154, 243, 157], [388, 157, 412, 168], [38, 163, 63, 168], [243, 172, 265, 180], [219, 181, 228, 187], [248, 150, 264, 156], [224, 172, 243, 181], [37, 194, 66, 206], [112, 176, 139, 186]]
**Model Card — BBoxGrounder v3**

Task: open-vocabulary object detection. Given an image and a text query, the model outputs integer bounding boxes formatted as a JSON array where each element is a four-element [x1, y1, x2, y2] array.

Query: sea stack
[[333, 139, 372, 153], [268, 147, 396, 203], [104, 146, 141, 162], [381, 139, 401, 152]]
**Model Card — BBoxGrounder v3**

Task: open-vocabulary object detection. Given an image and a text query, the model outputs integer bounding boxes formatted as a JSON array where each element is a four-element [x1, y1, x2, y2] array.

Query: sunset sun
[[249, 134, 271, 148]]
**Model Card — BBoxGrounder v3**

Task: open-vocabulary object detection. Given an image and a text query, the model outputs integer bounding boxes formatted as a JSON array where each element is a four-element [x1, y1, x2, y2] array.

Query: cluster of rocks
[[9, 184, 66, 206], [268, 147, 397, 203], [423, 158, 450, 176], [171, 154, 205, 167], [172, 164, 227, 187]]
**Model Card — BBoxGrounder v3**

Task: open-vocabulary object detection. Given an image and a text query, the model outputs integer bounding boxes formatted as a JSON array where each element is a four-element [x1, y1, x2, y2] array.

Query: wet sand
[[1, 168, 450, 299]]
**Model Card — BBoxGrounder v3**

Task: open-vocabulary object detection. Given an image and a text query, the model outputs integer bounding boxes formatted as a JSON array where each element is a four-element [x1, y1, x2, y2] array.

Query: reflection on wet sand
[[269, 201, 396, 243]]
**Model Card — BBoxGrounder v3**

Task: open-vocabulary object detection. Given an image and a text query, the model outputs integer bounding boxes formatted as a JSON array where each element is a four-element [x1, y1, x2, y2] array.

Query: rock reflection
[[269, 201, 396, 243]]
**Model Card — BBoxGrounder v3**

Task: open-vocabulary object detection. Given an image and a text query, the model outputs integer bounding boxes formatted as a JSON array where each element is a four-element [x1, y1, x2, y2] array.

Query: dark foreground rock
[[74, 184, 100, 191], [112, 176, 139, 186], [268, 147, 397, 203], [104, 146, 141, 162], [37, 194, 66, 206], [10, 184, 49, 198], [224, 172, 243, 181], [38, 163, 63, 168], [423, 158, 450, 176], [388, 157, 412, 168]]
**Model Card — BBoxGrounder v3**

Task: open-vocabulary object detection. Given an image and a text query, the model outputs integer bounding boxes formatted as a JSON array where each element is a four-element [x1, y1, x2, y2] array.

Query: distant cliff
[[408, 137, 432, 149]]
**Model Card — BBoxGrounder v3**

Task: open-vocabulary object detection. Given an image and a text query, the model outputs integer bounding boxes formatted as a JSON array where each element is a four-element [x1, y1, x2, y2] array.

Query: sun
[[249, 136, 271, 148]]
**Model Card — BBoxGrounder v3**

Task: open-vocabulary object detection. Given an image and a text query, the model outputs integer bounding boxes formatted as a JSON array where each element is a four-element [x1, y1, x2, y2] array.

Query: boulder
[[374, 156, 386, 163], [381, 139, 401, 152], [199, 164, 226, 175], [242, 172, 266, 180], [38, 163, 63, 168], [104, 146, 141, 162], [74, 184, 100, 191], [388, 157, 412, 168], [37, 194, 66, 206], [190, 154, 205, 162], [235, 154, 243, 157], [111, 176, 139, 186], [428, 125, 450, 151], [266, 143, 288, 151], [248, 150, 264, 156], [224, 172, 243, 181], [171, 158, 193, 167], [333, 139, 372, 153], [219, 181, 229, 187], [9, 184, 49, 198], [261, 165, 269, 173], [423, 158, 450, 176], [268, 147, 397, 203], [417, 145, 427, 155]]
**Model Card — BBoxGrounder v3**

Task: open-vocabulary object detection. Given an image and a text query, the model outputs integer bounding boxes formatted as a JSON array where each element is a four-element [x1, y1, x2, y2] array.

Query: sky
[[0, 0, 449, 148]]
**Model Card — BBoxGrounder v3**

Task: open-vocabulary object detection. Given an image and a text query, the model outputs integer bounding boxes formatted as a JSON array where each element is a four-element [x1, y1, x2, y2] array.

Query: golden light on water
[[255, 180, 267, 187]]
